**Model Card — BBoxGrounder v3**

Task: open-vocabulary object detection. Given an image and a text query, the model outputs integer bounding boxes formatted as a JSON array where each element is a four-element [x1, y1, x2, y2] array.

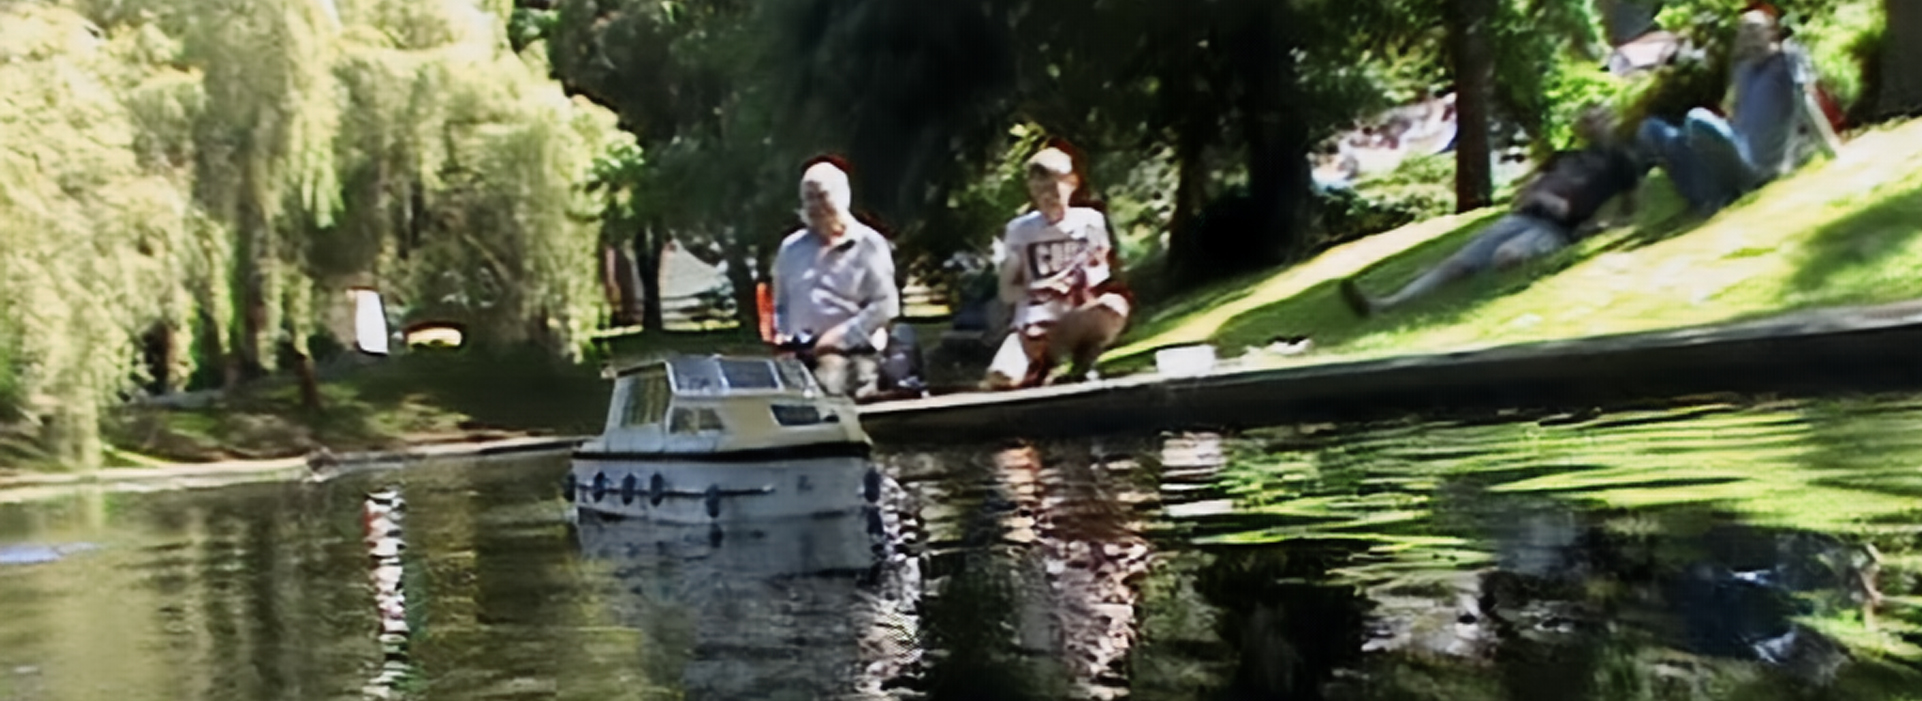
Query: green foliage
[[1797, 0, 1886, 115], [0, 0, 623, 468], [1314, 155, 1459, 250], [508, 6, 559, 51]]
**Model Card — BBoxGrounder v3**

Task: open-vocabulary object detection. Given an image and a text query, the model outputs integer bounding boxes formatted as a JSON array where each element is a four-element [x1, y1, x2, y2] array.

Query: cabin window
[[623, 371, 670, 426], [669, 407, 725, 434], [770, 404, 835, 426], [718, 359, 781, 390], [667, 357, 725, 394], [774, 358, 816, 392]]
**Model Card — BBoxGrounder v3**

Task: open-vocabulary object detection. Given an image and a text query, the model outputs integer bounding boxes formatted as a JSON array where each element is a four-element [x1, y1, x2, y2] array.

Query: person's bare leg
[[1018, 324, 1055, 388], [982, 332, 1030, 390], [813, 353, 852, 396], [849, 354, 882, 401], [1051, 296, 1128, 382]]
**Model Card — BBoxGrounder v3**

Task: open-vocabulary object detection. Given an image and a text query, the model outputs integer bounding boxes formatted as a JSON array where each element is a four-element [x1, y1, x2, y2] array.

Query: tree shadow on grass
[[1119, 266, 1300, 345], [1584, 173, 1706, 256], [1195, 216, 1576, 360], [1100, 211, 1511, 374], [1200, 176, 1715, 360], [1782, 178, 1922, 303]]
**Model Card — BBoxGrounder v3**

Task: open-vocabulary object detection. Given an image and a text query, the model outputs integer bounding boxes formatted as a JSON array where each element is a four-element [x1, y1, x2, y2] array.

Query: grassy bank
[[85, 328, 780, 467], [97, 348, 611, 466], [1103, 117, 1922, 373]]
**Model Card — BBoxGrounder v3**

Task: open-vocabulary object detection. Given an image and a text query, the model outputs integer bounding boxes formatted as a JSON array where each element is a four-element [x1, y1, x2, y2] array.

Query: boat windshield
[[774, 358, 818, 393], [666, 356, 808, 395]]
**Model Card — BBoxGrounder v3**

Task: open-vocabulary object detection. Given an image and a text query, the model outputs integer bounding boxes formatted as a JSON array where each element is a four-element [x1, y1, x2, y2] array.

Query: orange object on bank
[[756, 282, 776, 343]]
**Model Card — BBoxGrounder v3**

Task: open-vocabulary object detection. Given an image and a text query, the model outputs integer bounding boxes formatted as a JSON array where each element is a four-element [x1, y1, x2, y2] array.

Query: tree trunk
[[636, 223, 666, 332], [599, 245, 622, 326], [293, 350, 322, 412], [599, 244, 642, 327], [1448, 0, 1497, 212], [722, 231, 760, 334], [401, 178, 426, 261], [1164, 123, 1211, 289], [240, 276, 270, 381], [614, 245, 641, 327], [1880, 0, 1922, 119], [226, 230, 264, 394], [1237, 4, 1313, 265], [140, 322, 173, 396]]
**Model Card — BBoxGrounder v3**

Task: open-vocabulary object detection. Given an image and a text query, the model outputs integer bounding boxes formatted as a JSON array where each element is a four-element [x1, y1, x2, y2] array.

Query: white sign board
[[352, 289, 390, 356]]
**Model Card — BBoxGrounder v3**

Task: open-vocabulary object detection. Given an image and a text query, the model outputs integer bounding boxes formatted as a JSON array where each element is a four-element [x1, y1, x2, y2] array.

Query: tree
[[1449, 0, 1498, 212], [1, 0, 622, 466], [543, 0, 792, 332], [768, 0, 1335, 290], [1880, 0, 1922, 118]]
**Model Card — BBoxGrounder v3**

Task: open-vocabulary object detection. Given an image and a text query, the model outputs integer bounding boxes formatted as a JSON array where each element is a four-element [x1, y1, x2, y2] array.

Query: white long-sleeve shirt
[[771, 222, 899, 351]]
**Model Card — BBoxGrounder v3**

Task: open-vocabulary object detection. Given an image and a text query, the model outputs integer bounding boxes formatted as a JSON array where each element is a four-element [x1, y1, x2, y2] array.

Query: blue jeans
[[1364, 213, 1571, 312], [1638, 108, 1767, 215]]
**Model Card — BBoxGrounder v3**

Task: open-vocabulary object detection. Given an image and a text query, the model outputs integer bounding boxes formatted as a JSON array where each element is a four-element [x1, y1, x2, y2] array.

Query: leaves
[[0, 0, 626, 466]]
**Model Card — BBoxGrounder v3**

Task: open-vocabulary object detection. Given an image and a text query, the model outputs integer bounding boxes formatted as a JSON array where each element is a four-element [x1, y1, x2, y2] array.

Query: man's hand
[[1034, 273, 1078, 299]]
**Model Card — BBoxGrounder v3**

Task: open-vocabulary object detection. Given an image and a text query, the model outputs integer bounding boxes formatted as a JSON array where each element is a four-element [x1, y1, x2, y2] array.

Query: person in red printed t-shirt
[[983, 144, 1132, 389]]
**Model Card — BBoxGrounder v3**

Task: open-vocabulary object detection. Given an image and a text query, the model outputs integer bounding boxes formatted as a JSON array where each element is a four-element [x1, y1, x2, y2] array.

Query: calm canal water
[[3, 395, 1921, 700]]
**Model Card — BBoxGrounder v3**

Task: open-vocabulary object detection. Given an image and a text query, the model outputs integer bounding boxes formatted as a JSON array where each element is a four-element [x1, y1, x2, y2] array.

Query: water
[[2, 395, 1921, 700]]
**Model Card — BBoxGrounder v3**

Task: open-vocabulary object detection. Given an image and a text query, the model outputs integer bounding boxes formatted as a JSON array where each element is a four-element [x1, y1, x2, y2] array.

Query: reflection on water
[[364, 488, 412, 698], [0, 396, 1920, 699], [570, 500, 919, 699]]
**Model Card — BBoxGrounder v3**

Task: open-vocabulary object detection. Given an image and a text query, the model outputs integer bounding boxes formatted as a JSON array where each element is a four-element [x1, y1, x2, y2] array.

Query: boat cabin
[[581, 355, 871, 459]]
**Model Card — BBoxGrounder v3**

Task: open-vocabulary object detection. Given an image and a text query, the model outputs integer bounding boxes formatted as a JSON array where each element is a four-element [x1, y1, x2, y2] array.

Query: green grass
[[1103, 117, 1922, 374]]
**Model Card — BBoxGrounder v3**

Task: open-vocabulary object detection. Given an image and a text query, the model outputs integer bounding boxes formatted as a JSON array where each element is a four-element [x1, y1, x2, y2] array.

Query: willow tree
[[332, 0, 625, 356], [0, 5, 204, 466], [155, 0, 345, 395], [0, 0, 621, 468]]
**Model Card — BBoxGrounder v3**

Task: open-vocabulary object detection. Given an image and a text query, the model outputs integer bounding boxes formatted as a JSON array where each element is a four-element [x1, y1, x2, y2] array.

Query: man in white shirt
[[984, 147, 1132, 389], [770, 160, 901, 398]]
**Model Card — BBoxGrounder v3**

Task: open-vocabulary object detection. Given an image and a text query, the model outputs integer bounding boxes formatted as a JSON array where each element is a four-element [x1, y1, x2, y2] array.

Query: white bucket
[[1154, 344, 1216, 377]]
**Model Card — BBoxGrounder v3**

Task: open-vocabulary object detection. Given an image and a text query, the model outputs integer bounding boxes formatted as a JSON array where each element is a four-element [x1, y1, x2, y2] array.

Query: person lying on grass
[[1341, 106, 1653, 318], [982, 145, 1134, 389], [1635, 4, 1844, 217]]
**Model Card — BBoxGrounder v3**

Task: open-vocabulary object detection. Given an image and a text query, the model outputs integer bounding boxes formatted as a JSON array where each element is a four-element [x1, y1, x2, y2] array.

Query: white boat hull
[[574, 507, 882, 577], [565, 454, 881, 524]]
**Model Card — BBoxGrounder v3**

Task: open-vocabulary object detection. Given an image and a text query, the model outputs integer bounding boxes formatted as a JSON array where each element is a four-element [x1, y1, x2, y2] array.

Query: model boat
[[566, 354, 881, 523]]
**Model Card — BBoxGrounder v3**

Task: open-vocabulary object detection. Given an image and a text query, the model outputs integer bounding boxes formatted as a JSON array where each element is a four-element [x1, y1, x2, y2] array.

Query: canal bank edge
[[0, 435, 588, 502], [859, 296, 1922, 444]]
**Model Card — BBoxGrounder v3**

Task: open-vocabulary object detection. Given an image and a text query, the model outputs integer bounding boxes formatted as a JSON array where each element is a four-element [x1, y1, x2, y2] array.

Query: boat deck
[[857, 298, 1922, 444]]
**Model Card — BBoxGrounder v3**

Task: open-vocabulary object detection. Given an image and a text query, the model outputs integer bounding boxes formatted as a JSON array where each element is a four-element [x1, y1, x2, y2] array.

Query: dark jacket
[[1513, 143, 1650, 234]]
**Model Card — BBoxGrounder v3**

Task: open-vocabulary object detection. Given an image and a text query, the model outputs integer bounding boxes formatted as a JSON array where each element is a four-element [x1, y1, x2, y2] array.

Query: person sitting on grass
[[983, 145, 1133, 389], [770, 158, 901, 399], [1635, 4, 1843, 217], [1340, 106, 1652, 317]]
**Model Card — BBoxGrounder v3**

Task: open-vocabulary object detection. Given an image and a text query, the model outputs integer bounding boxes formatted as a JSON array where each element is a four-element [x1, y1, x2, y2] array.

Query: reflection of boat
[[573, 507, 919, 699], [568, 355, 879, 523]]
